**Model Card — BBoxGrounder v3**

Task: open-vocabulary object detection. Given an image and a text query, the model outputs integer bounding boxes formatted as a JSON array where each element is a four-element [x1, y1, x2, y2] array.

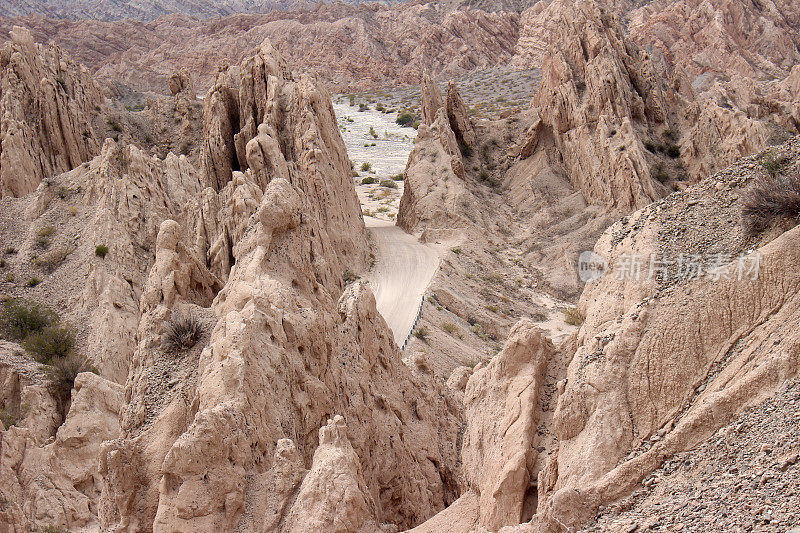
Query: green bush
[[36, 225, 56, 249], [0, 403, 28, 429], [361, 177, 378, 185], [23, 326, 75, 364], [0, 299, 58, 340], [45, 355, 97, 415], [358, 103, 369, 112], [413, 326, 430, 343], [360, 162, 372, 172], [391, 173, 405, 181], [396, 113, 415, 127], [760, 152, 790, 176], [95, 244, 109, 258], [665, 144, 681, 158], [442, 322, 459, 335], [563, 306, 583, 326], [379, 180, 398, 189], [26, 277, 42, 288], [369, 126, 378, 139], [342, 269, 359, 284]]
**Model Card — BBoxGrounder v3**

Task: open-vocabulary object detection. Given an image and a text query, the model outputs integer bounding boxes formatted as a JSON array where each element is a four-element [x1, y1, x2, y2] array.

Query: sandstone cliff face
[[93, 39, 462, 532], [533, 139, 800, 530], [514, 0, 673, 211], [398, 78, 480, 236], [0, 26, 102, 198], [0, 360, 123, 532]]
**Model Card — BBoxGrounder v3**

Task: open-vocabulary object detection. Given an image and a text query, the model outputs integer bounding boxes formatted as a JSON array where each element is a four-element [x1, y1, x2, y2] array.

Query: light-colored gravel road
[[365, 217, 441, 348]]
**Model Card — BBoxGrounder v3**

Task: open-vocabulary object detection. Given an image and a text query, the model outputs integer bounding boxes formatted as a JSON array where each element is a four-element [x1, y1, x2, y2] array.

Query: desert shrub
[[36, 225, 56, 249], [0, 299, 58, 340], [459, 141, 473, 158], [662, 128, 679, 142], [361, 177, 378, 185], [563, 306, 583, 326], [643, 140, 658, 153], [413, 326, 430, 343], [23, 326, 75, 364], [45, 355, 97, 414], [485, 304, 499, 314], [0, 401, 29, 428], [22, 326, 75, 365], [665, 144, 681, 158], [163, 313, 204, 353], [741, 170, 800, 237], [470, 323, 489, 341], [33, 246, 73, 273], [358, 103, 369, 112], [760, 152, 790, 176], [379, 180, 398, 189], [348, 94, 355, 106], [95, 244, 109, 258], [342, 269, 360, 284], [42, 526, 70, 533], [369, 126, 378, 139], [107, 118, 122, 132], [442, 322, 459, 335], [531, 311, 548, 322], [376, 206, 390, 213], [450, 247, 461, 255], [396, 113, 415, 127], [391, 173, 405, 181], [26, 277, 42, 288], [360, 162, 372, 172], [651, 163, 669, 183], [375, 103, 385, 112]]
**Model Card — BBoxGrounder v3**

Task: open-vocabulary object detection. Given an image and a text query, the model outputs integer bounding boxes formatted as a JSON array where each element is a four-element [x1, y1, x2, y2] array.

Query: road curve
[[365, 216, 441, 347]]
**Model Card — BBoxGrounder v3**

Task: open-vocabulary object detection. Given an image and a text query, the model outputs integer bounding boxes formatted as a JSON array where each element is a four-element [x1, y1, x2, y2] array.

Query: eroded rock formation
[[0, 26, 102, 198]]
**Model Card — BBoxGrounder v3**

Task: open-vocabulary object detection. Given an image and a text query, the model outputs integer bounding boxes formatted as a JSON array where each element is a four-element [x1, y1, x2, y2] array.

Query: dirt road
[[365, 217, 441, 347]]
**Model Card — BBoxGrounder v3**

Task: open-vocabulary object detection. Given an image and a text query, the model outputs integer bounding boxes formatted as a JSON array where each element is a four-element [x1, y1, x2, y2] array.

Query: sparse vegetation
[[651, 163, 669, 183], [396, 113, 415, 127], [45, 355, 97, 415], [33, 245, 74, 273], [26, 277, 42, 288], [359, 103, 369, 112], [391, 173, 405, 181], [36, 225, 56, 248], [741, 168, 800, 237], [95, 244, 109, 258], [442, 322, 459, 335], [342, 269, 360, 284], [23, 326, 76, 364], [413, 326, 430, 343], [361, 177, 378, 185], [360, 162, 372, 172], [563, 306, 583, 326], [107, 118, 122, 132], [760, 151, 790, 177], [162, 313, 204, 353], [379, 180, 398, 189], [451, 247, 462, 255], [0, 403, 28, 429], [0, 298, 58, 341], [369, 126, 378, 139]]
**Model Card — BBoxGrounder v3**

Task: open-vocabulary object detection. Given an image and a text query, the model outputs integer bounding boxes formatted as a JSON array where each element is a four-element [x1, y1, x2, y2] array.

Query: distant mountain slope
[[0, 0, 318, 21]]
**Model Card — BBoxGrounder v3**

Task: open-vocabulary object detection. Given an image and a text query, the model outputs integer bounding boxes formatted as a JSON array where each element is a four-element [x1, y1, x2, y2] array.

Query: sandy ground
[[333, 100, 414, 222], [365, 216, 442, 347]]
